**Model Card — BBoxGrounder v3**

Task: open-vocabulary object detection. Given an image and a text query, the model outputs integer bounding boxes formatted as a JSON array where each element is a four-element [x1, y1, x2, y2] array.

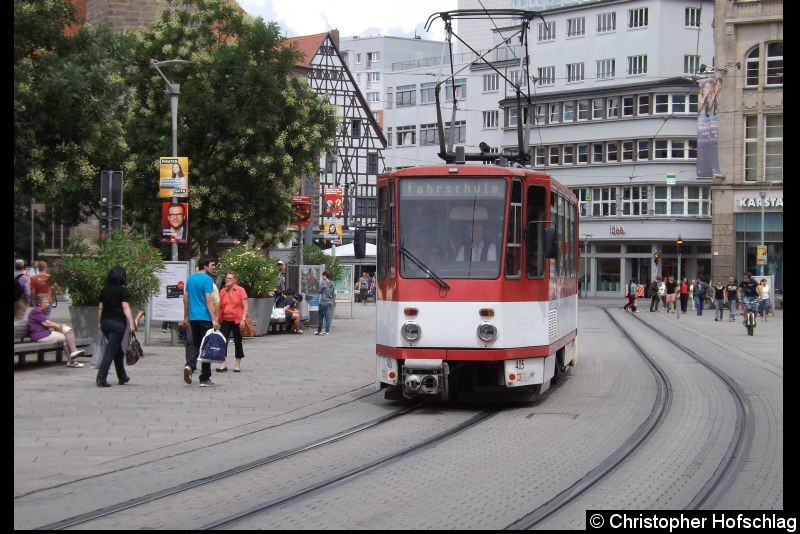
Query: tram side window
[[506, 179, 523, 278], [551, 191, 559, 276], [526, 185, 546, 278], [377, 184, 395, 279]]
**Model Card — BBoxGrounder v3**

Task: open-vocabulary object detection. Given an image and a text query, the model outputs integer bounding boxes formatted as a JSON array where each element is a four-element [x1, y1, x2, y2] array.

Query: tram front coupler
[[402, 359, 449, 401]]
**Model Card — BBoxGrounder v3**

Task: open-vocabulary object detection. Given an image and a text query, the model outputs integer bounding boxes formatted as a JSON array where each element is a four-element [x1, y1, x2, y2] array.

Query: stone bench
[[14, 320, 93, 366]]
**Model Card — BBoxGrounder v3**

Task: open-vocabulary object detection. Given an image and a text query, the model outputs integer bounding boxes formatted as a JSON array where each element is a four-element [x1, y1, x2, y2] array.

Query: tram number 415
[[515, 359, 525, 370]]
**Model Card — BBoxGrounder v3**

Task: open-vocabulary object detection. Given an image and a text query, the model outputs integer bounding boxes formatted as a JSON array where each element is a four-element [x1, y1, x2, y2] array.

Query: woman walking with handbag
[[216, 271, 248, 373], [96, 266, 136, 387]]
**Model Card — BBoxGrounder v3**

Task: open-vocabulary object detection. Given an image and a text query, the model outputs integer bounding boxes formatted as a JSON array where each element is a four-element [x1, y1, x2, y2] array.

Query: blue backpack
[[197, 329, 228, 362]]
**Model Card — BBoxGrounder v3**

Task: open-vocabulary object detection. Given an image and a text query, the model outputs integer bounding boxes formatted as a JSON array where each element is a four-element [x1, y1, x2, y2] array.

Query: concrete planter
[[69, 305, 137, 366], [247, 298, 273, 336]]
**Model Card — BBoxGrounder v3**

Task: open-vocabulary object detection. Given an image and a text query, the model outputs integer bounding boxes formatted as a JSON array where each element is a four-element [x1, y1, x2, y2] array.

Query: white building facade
[[366, 0, 719, 296]]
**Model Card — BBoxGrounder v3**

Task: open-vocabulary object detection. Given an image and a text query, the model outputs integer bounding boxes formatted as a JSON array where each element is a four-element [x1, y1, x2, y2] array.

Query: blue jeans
[[98, 319, 128, 384], [714, 298, 725, 320], [728, 298, 738, 319], [189, 320, 212, 381], [694, 295, 703, 315], [317, 302, 333, 333], [758, 298, 770, 317]]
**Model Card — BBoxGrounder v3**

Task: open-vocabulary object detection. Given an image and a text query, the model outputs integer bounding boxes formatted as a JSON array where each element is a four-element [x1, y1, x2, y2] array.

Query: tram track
[[508, 304, 754, 528], [506, 306, 673, 529], [34, 398, 423, 530], [17, 383, 377, 501]]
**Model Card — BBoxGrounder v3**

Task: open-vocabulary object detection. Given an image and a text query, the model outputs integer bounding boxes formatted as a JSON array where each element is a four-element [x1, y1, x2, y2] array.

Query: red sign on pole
[[323, 188, 343, 216], [291, 195, 311, 226]]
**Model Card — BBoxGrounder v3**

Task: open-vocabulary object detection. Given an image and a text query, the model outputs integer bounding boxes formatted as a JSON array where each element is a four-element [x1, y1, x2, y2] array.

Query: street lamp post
[[676, 235, 684, 319], [150, 58, 192, 262], [582, 233, 592, 298], [759, 180, 781, 276]]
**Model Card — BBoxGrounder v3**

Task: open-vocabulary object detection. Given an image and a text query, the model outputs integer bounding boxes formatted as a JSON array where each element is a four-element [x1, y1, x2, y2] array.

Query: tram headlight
[[401, 321, 421, 342], [477, 322, 498, 342]]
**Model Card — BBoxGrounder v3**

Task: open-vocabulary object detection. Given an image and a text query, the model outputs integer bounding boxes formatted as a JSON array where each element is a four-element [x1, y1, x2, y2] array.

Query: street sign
[[666, 171, 676, 185]]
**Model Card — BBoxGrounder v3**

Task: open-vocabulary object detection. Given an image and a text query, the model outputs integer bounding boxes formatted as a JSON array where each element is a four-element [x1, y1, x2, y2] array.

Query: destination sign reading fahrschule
[[401, 179, 504, 198]]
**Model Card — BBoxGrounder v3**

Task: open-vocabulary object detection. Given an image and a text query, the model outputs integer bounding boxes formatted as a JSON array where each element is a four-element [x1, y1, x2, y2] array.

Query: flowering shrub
[[51, 231, 164, 307], [218, 246, 278, 298]]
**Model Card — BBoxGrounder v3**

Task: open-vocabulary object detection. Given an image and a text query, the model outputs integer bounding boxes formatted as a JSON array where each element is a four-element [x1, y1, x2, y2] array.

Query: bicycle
[[742, 297, 758, 336], [703, 286, 715, 310]]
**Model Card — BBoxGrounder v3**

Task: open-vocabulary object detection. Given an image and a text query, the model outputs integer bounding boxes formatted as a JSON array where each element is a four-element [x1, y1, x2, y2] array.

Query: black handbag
[[125, 332, 143, 366]]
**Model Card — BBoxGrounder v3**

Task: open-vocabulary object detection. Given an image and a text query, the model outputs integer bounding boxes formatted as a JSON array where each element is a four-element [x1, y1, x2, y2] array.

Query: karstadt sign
[[734, 192, 783, 212]]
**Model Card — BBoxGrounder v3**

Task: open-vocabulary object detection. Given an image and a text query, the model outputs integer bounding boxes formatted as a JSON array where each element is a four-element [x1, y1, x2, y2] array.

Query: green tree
[[123, 0, 337, 254], [14, 0, 133, 227], [289, 243, 343, 282]]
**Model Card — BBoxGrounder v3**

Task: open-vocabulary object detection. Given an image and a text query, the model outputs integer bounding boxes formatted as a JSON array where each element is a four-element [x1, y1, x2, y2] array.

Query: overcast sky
[[238, 0, 459, 42]]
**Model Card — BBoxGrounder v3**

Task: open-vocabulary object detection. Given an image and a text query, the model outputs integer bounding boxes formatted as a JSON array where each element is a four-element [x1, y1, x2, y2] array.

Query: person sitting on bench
[[28, 293, 85, 367]]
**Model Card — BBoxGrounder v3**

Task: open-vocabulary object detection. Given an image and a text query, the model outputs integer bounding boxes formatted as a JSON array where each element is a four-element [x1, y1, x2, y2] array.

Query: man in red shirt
[[30, 261, 56, 311]]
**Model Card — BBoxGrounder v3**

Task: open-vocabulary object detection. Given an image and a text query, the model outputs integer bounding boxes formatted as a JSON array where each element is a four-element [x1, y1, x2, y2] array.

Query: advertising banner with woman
[[159, 157, 189, 198]]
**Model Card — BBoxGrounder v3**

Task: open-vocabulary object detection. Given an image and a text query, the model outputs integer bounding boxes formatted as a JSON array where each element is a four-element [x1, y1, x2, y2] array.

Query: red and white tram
[[374, 164, 579, 400]]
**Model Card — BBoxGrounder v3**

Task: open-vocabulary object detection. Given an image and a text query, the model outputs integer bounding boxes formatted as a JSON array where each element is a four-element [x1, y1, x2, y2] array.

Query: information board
[[151, 261, 190, 322]]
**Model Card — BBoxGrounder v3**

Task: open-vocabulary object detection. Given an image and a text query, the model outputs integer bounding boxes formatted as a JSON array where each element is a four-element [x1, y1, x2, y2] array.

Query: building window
[[578, 100, 589, 121], [355, 197, 377, 218], [597, 12, 616, 33], [420, 123, 438, 146], [396, 125, 415, 146], [653, 186, 711, 216], [534, 104, 545, 125], [653, 139, 696, 160], [482, 110, 499, 129], [596, 58, 615, 79], [567, 17, 585, 37], [356, 53, 361, 64], [396, 84, 416, 107], [623, 186, 648, 215], [591, 187, 617, 217], [483, 73, 499, 92], [606, 142, 618, 162], [745, 46, 759, 87], [445, 78, 466, 100], [351, 120, 361, 139], [577, 144, 588, 164], [538, 21, 556, 41], [622, 96, 634, 116], [765, 115, 783, 181], [535, 147, 546, 167], [387, 127, 392, 147], [420, 82, 436, 104], [536, 66, 555, 86], [564, 101, 575, 122], [563, 145, 574, 165], [385, 87, 393, 109], [366, 51, 380, 67], [654, 93, 695, 114], [607, 97, 620, 118], [549, 146, 561, 165], [672, 94, 686, 113], [367, 153, 379, 175], [637, 140, 650, 160], [685, 7, 701, 28], [638, 95, 650, 115], [592, 98, 604, 119], [592, 143, 604, 163], [549, 103, 561, 123], [684, 55, 701, 75], [766, 42, 783, 86], [444, 120, 466, 144], [627, 54, 647, 75], [341, 51, 349, 66], [622, 141, 634, 161], [367, 92, 379, 103], [367, 72, 380, 82], [510, 70, 528, 88], [628, 8, 648, 28], [566, 62, 584, 82]]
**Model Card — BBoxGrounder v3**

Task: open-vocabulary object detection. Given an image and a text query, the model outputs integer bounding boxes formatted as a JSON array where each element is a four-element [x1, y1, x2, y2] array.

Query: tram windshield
[[398, 177, 507, 279]]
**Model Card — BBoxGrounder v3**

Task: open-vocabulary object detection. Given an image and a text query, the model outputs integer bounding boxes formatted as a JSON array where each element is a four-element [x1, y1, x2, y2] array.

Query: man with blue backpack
[[182, 255, 220, 387]]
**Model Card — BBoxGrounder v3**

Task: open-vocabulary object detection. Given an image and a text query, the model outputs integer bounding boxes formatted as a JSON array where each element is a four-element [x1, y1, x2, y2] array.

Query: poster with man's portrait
[[161, 202, 189, 244]]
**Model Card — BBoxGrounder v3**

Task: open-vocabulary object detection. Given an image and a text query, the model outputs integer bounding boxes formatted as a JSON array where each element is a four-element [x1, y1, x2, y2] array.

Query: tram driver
[[455, 220, 497, 262]]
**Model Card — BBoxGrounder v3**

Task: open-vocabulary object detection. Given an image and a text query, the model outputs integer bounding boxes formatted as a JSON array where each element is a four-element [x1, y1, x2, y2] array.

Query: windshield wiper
[[399, 245, 450, 291]]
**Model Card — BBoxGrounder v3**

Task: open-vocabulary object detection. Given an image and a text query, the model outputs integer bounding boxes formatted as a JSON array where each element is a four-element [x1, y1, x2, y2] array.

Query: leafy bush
[[218, 246, 278, 298], [51, 231, 164, 307], [289, 243, 343, 282]]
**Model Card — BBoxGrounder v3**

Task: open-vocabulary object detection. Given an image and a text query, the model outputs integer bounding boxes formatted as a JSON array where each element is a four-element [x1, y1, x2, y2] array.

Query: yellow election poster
[[159, 157, 189, 198]]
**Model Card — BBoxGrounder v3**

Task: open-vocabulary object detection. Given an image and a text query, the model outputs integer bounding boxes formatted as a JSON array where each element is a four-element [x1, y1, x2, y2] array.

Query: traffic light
[[676, 237, 684, 253], [354, 228, 367, 259], [653, 251, 661, 265]]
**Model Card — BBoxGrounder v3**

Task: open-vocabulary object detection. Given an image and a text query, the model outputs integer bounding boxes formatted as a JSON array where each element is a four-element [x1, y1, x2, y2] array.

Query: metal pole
[[170, 85, 180, 263], [759, 189, 766, 276], [676, 239, 681, 320]]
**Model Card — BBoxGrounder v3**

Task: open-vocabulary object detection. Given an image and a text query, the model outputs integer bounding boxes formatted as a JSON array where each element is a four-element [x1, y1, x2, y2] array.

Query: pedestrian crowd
[[627, 272, 774, 325], [15, 256, 373, 388]]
